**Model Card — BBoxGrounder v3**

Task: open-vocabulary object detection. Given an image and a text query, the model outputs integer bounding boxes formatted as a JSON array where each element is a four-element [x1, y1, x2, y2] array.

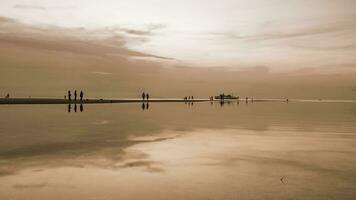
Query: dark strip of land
[[0, 98, 211, 105], [1, 98, 353, 105]]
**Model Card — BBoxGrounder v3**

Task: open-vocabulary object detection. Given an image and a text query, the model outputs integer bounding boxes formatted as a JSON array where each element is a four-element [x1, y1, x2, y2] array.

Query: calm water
[[0, 101, 356, 200]]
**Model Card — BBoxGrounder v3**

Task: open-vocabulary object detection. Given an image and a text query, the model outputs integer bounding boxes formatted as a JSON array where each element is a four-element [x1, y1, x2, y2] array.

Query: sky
[[0, 0, 356, 99], [0, 0, 355, 71]]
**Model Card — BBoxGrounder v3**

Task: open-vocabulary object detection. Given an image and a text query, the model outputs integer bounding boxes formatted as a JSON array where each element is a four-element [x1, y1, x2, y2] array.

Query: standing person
[[68, 90, 71, 101], [191, 96, 194, 100], [142, 92, 146, 101], [146, 93, 149, 101], [74, 90, 77, 101], [80, 91, 84, 101]]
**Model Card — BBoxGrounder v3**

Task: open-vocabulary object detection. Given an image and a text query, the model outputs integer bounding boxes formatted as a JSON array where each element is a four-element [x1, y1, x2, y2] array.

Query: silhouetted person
[[142, 92, 146, 101], [68, 90, 71, 101], [64, 95, 66, 99], [80, 91, 83, 101], [68, 104, 71, 113], [188, 96, 190, 100], [80, 104, 83, 112], [74, 104, 77, 112], [5, 93, 10, 98], [146, 93, 149, 101], [74, 90, 77, 101], [191, 96, 194, 100]]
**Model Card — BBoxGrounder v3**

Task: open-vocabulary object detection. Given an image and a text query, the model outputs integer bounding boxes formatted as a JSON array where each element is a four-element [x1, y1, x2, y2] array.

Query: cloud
[[91, 72, 113, 75], [117, 160, 164, 172], [13, 183, 75, 189], [207, 20, 356, 42], [13, 5, 46, 11], [291, 44, 356, 51], [0, 16, 173, 60], [13, 183, 47, 189]]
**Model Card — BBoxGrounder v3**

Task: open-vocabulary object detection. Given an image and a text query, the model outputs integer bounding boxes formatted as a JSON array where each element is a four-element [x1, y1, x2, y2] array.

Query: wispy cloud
[[91, 72, 113, 75], [13, 5, 46, 11], [207, 20, 356, 42]]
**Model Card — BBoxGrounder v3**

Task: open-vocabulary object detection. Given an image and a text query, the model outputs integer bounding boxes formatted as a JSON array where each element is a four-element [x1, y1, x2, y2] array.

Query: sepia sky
[[1, 0, 356, 70], [0, 0, 356, 99]]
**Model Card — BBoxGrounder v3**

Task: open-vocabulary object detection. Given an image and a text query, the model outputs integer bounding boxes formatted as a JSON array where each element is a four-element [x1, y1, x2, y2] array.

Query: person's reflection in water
[[220, 101, 224, 107], [141, 103, 145, 110], [68, 104, 71, 113], [146, 103, 149, 110], [80, 104, 83, 112], [74, 104, 77, 112]]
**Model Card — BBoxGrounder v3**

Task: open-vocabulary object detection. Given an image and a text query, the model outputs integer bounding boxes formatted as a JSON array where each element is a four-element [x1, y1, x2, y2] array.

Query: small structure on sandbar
[[214, 93, 238, 100]]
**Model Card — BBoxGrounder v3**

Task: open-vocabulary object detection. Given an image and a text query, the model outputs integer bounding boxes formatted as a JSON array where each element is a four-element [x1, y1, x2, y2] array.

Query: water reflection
[[0, 102, 356, 200], [67, 104, 84, 113], [141, 103, 149, 110]]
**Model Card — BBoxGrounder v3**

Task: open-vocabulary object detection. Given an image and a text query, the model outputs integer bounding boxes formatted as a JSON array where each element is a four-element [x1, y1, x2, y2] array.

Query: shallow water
[[0, 101, 356, 200]]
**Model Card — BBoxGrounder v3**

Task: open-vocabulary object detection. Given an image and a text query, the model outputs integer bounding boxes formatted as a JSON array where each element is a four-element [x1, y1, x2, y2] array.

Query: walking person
[[68, 90, 71, 101], [146, 93, 149, 101], [74, 90, 77, 101], [80, 91, 84, 101], [142, 92, 146, 101]]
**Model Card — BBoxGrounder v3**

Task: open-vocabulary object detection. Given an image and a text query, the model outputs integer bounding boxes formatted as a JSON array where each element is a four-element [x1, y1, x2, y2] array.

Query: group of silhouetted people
[[66, 90, 84, 101], [141, 92, 150, 101], [184, 96, 194, 101]]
